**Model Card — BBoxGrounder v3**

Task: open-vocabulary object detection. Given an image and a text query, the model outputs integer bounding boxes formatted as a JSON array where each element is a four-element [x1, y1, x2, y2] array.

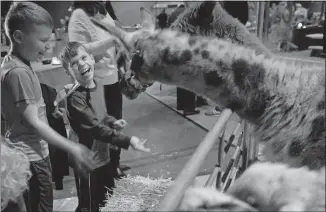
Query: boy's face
[[68, 47, 95, 84], [15, 24, 53, 62]]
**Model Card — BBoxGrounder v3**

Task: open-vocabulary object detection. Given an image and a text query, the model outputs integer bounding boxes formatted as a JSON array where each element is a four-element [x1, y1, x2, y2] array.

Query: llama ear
[[140, 7, 155, 30], [188, 1, 216, 26]]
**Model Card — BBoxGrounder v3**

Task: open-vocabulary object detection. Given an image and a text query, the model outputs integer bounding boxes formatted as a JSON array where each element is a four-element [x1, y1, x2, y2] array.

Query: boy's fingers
[[52, 111, 63, 118], [141, 139, 147, 145], [57, 111, 63, 117], [58, 108, 66, 113], [136, 146, 151, 153], [142, 147, 151, 152]]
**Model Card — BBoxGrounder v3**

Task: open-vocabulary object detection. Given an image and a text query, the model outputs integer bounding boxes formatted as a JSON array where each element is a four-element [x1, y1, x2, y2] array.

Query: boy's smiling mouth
[[81, 67, 91, 76]]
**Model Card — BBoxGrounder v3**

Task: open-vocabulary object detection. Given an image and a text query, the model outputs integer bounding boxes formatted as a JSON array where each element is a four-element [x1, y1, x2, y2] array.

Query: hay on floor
[[101, 175, 173, 211]]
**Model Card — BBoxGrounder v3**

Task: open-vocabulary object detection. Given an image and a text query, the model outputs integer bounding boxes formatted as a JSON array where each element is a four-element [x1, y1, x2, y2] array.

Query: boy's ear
[[64, 69, 75, 82], [90, 54, 94, 61], [12, 30, 24, 44], [140, 7, 155, 31]]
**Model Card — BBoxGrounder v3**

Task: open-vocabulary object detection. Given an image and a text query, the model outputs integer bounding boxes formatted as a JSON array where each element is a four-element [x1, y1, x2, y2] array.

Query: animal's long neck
[[142, 30, 324, 125]]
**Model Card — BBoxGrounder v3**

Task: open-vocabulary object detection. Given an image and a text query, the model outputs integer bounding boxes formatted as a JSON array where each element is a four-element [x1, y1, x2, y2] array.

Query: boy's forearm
[[34, 120, 77, 154], [101, 115, 117, 128], [111, 133, 130, 149], [95, 126, 130, 149]]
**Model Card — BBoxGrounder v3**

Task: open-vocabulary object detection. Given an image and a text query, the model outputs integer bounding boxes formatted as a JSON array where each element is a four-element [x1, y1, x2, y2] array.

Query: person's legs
[[90, 162, 115, 210], [104, 83, 126, 178], [48, 118, 70, 190], [196, 96, 208, 107], [25, 157, 53, 212], [176, 87, 200, 116], [74, 170, 92, 212]]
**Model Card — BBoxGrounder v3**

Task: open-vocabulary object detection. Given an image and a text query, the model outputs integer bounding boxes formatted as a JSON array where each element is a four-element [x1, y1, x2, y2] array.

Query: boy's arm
[[68, 94, 131, 149], [4, 68, 96, 172], [20, 103, 79, 151]]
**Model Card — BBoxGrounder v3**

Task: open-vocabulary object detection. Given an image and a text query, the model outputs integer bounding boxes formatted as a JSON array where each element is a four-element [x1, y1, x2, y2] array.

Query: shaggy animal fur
[[91, 3, 325, 211], [91, 4, 325, 170], [1, 139, 31, 210], [180, 162, 326, 211]]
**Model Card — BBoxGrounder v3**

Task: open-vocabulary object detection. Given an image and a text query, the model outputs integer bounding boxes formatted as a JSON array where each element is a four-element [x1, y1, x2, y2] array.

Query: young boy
[[1, 2, 97, 212], [59, 41, 150, 212]]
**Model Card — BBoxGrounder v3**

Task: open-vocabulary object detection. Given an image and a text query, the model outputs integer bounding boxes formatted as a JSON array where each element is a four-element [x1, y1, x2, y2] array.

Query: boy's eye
[[82, 56, 87, 60], [40, 38, 50, 43], [71, 63, 78, 69]]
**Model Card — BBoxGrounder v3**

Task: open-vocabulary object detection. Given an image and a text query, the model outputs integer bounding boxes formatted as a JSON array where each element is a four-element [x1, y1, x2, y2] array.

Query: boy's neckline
[[9, 51, 31, 67], [78, 80, 97, 91]]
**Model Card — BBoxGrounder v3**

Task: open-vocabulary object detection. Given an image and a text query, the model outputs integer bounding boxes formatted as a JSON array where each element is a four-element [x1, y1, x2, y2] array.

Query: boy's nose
[[78, 61, 87, 68], [45, 43, 52, 52], [45, 43, 50, 49]]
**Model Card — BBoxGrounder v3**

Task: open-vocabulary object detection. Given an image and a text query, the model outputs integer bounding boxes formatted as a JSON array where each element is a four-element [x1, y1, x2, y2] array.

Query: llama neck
[[144, 31, 324, 125]]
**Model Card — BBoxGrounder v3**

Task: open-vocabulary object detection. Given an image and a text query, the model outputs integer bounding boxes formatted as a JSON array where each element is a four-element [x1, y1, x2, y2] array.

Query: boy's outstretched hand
[[130, 136, 151, 153], [71, 144, 96, 176]]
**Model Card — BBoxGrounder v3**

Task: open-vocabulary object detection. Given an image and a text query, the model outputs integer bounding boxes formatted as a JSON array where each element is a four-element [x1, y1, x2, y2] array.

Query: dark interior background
[[1, 1, 157, 28]]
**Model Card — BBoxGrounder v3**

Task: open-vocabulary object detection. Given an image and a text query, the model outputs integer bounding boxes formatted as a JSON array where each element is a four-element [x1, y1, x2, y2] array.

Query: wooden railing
[[156, 109, 258, 211]]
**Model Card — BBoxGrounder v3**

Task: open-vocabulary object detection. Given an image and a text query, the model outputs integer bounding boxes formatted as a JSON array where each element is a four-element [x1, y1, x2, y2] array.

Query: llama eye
[[246, 196, 258, 208]]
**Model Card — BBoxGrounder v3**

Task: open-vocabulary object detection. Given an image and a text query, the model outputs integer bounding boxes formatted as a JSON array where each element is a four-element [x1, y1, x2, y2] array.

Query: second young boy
[[59, 41, 150, 212]]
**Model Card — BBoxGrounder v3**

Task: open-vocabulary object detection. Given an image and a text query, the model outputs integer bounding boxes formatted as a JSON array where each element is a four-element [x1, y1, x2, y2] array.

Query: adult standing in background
[[169, 4, 206, 116], [68, 1, 128, 180]]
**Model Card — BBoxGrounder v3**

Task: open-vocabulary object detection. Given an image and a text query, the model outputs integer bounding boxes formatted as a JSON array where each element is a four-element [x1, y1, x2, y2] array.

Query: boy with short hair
[[1, 2, 96, 212], [59, 41, 150, 212]]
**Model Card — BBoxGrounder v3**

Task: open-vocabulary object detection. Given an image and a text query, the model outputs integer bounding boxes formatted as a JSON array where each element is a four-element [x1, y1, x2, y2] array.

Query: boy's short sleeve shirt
[[1, 55, 49, 161]]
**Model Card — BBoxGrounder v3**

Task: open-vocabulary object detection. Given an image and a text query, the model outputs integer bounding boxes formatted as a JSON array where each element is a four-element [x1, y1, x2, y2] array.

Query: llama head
[[91, 7, 159, 85]]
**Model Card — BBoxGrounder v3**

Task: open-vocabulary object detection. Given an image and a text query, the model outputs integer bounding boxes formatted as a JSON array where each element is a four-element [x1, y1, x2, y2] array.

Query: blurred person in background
[[168, 4, 208, 116], [157, 9, 168, 29]]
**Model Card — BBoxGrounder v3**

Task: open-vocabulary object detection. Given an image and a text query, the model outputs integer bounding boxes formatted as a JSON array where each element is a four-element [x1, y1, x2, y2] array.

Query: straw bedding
[[100, 175, 173, 211]]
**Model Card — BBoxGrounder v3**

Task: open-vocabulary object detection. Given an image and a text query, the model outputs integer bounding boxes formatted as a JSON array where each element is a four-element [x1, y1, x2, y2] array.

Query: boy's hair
[[4, 2, 53, 43], [59, 41, 89, 74]]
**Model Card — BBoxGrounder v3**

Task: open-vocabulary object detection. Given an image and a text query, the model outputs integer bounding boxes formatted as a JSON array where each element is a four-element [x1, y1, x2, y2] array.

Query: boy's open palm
[[130, 136, 151, 153]]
